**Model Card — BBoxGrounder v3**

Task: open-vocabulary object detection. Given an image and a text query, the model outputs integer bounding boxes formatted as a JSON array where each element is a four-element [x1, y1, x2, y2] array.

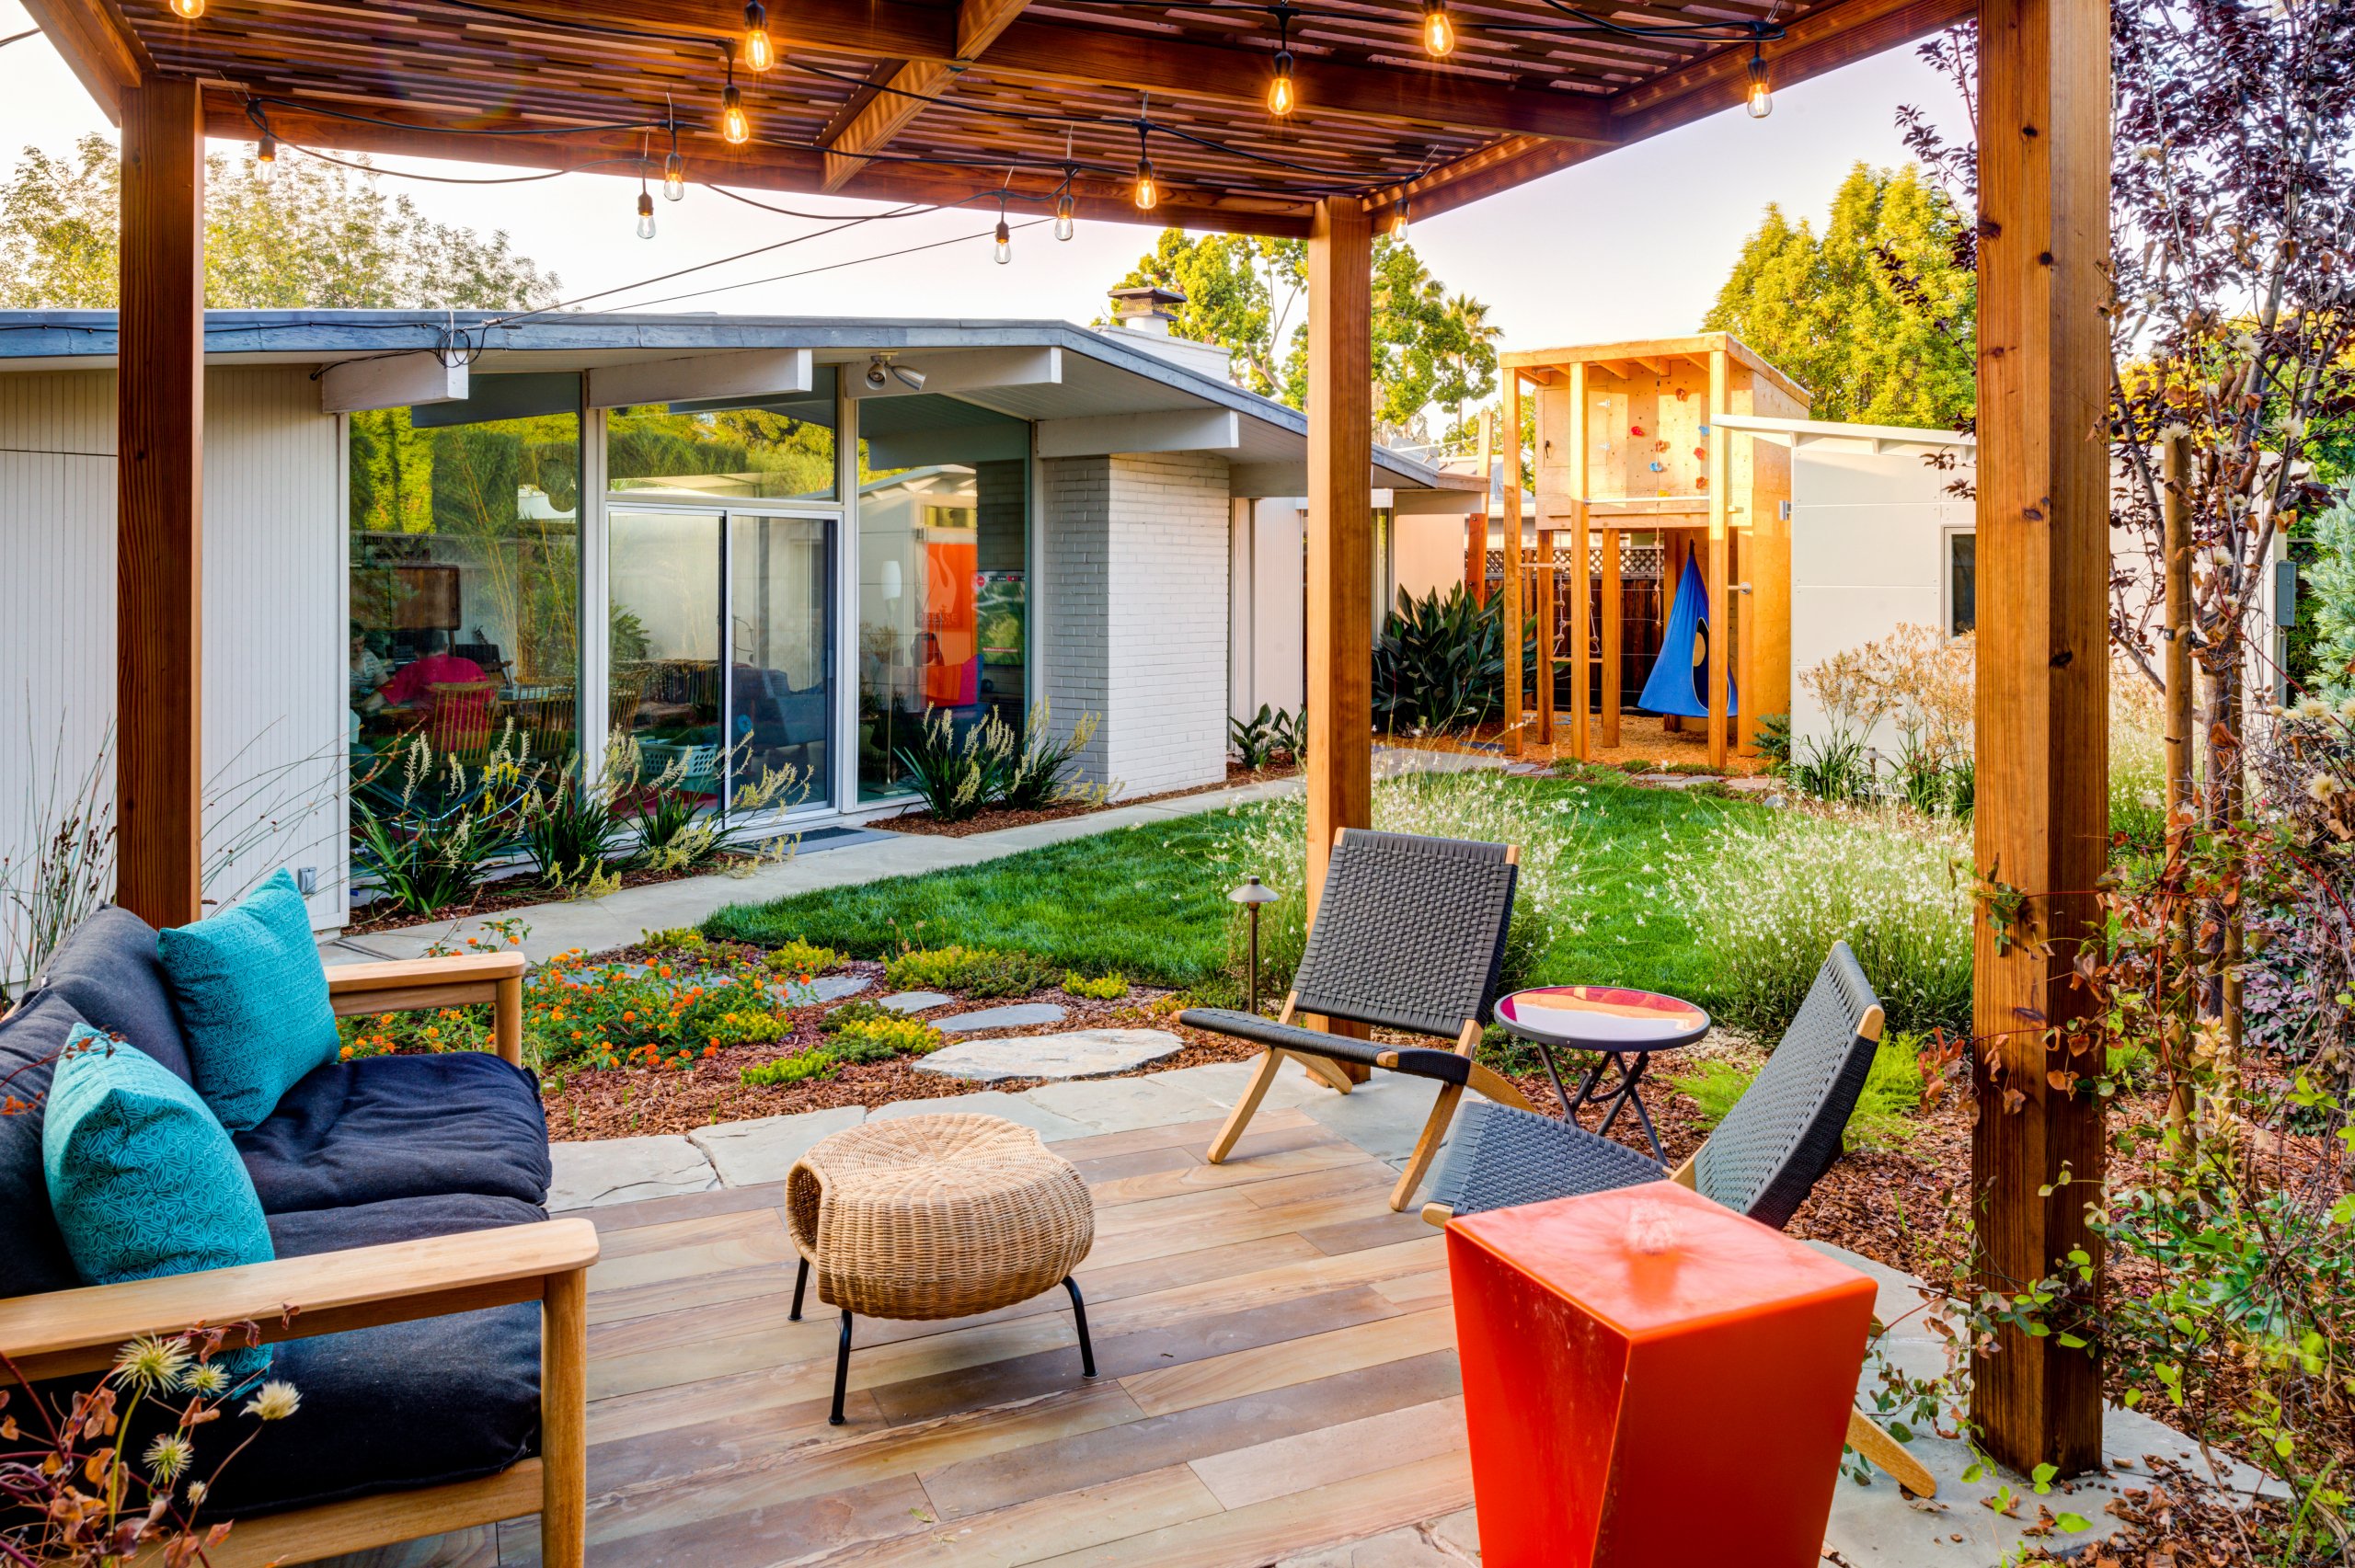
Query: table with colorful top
[[1493, 985, 1711, 1163]]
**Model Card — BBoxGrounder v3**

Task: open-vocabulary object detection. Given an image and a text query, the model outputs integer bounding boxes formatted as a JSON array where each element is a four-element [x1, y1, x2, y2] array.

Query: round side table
[[1494, 985, 1711, 1164]]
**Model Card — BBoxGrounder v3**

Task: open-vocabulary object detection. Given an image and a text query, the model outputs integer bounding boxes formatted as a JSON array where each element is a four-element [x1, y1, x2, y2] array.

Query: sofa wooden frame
[[0, 951, 597, 1568]]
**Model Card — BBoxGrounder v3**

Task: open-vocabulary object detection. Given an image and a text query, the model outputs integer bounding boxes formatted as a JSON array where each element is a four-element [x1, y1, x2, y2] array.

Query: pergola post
[[1304, 194, 1373, 915], [116, 78, 205, 929], [1970, 0, 2111, 1477]]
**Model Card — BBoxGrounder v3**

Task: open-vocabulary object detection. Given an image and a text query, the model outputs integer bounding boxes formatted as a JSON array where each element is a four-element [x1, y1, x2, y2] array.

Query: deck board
[[488, 1114, 1475, 1566]]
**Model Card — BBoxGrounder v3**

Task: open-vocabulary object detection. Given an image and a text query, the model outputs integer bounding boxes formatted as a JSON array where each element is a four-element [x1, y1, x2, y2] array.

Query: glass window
[[855, 395, 1029, 800], [1947, 530, 1976, 637], [608, 371, 838, 502], [348, 394, 580, 794]]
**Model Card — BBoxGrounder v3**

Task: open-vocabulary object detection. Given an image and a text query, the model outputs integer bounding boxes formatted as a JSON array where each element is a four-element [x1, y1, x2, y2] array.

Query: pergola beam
[[820, 0, 1035, 191], [1373, 0, 1974, 221], [16, 0, 146, 123]]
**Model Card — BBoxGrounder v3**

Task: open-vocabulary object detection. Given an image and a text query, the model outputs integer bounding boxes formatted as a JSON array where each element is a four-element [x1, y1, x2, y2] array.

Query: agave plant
[[1371, 585, 1508, 736]]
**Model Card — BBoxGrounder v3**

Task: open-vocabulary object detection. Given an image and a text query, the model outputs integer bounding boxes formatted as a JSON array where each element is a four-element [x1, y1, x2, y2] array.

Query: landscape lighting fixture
[[720, 84, 752, 144], [1422, 0, 1455, 58], [1746, 42, 1773, 119], [742, 3, 775, 73]]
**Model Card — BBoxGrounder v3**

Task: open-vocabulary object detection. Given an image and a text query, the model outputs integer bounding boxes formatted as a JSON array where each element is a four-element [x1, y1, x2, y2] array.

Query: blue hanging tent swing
[[1637, 553, 1737, 718]]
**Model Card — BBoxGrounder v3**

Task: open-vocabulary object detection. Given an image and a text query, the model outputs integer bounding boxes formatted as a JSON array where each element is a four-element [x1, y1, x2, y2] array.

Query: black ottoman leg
[[790, 1256, 810, 1322], [1063, 1277, 1097, 1379], [831, 1310, 854, 1425]]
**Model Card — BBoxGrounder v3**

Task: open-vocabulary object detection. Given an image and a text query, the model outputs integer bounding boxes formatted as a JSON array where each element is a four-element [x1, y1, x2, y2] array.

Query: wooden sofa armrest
[[327, 952, 527, 1067], [0, 1217, 597, 1385]]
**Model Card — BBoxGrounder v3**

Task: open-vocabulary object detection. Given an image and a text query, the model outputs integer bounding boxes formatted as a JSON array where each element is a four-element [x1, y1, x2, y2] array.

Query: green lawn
[[706, 774, 1765, 1011]]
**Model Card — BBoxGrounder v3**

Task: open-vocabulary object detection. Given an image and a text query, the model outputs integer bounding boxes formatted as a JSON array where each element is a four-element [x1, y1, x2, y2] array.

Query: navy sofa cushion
[[267, 1191, 549, 1258], [0, 990, 90, 1298], [236, 1051, 551, 1214], [31, 906, 195, 1086]]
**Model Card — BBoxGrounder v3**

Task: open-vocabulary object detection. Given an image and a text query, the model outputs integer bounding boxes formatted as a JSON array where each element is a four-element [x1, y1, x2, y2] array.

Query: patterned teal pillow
[[159, 868, 338, 1132], [43, 1024, 275, 1379]]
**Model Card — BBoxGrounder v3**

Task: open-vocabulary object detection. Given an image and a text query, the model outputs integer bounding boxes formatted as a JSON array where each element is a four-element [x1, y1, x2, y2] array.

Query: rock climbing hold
[[1648, 461, 1665, 472], [1630, 424, 1646, 438]]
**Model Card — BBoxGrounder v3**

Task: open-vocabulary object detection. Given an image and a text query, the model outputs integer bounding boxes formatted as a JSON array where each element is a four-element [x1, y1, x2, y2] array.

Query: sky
[[0, 3, 1971, 357]]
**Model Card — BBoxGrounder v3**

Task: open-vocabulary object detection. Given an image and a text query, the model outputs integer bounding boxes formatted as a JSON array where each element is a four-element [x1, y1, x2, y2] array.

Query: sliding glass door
[[608, 505, 834, 814]]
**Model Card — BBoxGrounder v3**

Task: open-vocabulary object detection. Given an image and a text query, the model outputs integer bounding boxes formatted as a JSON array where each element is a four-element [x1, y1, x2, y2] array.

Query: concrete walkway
[[321, 746, 1499, 967]]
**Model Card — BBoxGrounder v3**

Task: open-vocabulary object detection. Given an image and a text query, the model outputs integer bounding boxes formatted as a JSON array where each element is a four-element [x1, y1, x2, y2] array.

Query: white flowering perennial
[[1664, 804, 1973, 1036]]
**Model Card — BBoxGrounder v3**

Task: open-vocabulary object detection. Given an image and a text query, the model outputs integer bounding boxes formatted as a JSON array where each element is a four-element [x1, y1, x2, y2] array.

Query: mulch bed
[[875, 761, 1298, 838]]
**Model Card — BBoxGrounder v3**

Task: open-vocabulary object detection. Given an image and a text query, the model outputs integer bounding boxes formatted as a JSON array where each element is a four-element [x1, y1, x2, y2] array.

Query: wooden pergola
[[27, 0, 2110, 1482]]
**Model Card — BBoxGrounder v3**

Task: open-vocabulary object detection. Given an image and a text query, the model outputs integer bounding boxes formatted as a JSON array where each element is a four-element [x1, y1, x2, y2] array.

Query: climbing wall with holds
[[1583, 365, 1711, 499]]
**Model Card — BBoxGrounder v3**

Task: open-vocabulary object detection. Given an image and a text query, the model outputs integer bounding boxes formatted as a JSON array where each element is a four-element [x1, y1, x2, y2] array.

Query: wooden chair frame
[[1207, 836, 1537, 1215], [0, 952, 595, 1568]]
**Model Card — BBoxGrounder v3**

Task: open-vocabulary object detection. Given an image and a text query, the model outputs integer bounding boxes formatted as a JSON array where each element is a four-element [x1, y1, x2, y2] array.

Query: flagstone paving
[[917, 1027, 1187, 1082], [932, 1001, 1067, 1034], [879, 990, 954, 1013]]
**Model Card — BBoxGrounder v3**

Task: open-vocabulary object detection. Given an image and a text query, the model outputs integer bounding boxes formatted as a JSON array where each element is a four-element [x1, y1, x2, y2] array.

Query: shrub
[[885, 944, 1052, 998], [1668, 1057, 1754, 1129], [762, 938, 841, 977], [1062, 970, 1128, 999], [1752, 712, 1793, 774], [894, 708, 1010, 822], [639, 926, 706, 953], [1214, 769, 1583, 1001], [1229, 704, 1303, 770], [741, 1050, 837, 1086], [998, 704, 1109, 810], [827, 1013, 943, 1059], [1668, 806, 1972, 1036], [708, 1009, 794, 1045], [1372, 584, 1505, 736], [351, 731, 532, 918], [520, 756, 629, 887]]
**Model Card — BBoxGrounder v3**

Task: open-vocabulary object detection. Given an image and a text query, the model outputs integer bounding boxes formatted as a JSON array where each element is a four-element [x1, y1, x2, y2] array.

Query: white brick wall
[[1039, 451, 1232, 797]]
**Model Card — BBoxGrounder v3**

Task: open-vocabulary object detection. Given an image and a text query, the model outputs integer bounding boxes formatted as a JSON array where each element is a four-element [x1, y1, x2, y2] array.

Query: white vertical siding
[[0, 366, 347, 967]]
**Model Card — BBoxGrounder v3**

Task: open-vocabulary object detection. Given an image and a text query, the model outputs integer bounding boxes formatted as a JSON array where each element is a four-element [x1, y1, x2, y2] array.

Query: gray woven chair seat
[[1178, 1008, 1473, 1086], [1426, 1102, 1667, 1218]]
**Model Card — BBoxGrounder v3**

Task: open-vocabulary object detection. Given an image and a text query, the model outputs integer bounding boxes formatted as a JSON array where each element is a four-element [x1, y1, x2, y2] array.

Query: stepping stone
[[546, 1135, 715, 1211], [689, 1105, 868, 1187], [880, 990, 953, 1013], [1635, 773, 1722, 790], [869, 1091, 1094, 1141], [933, 1002, 1067, 1035], [917, 1027, 1184, 1083], [798, 974, 871, 1002]]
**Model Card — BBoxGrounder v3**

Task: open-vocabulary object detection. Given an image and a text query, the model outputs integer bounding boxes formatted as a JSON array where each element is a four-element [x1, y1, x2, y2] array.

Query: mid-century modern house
[[0, 303, 1465, 937]]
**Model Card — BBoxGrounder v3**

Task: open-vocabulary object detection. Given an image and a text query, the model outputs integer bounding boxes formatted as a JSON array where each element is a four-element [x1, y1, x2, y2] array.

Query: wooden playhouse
[[1494, 333, 1809, 768]]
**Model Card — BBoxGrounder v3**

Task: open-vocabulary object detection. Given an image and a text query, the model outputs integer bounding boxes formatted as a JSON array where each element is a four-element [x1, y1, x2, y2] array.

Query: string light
[[720, 82, 751, 144], [167, 0, 204, 17], [1054, 186, 1075, 241], [1267, 3, 1297, 116], [637, 188, 657, 239], [256, 131, 278, 185], [662, 98, 686, 199], [993, 196, 1012, 265], [742, 2, 775, 73], [1133, 104, 1158, 211], [1388, 195, 1409, 239], [1745, 43, 1773, 119], [1421, 0, 1454, 57]]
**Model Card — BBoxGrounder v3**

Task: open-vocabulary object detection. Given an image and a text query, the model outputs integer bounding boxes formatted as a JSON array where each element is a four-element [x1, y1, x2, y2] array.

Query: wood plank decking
[[495, 1106, 1472, 1566]]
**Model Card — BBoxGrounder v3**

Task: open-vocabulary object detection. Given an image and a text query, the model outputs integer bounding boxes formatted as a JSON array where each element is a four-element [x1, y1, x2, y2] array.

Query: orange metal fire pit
[[1446, 1180, 1876, 1567]]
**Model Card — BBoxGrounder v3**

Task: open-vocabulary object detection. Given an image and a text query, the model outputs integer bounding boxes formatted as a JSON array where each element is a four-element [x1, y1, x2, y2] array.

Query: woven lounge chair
[[1420, 940, 1936, 1497], [1180, 828, 1539, 1214]]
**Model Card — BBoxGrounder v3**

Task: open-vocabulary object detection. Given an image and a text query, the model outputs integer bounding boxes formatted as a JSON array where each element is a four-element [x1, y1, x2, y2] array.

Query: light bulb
[[1053, 189, 1075, 242], [993, 217, 1012, 265], [1745, 52, 1773, 119], [1133, 157, 1157, 212], [663, 151, 686, 200], [1421, 0, 1454, 58], [1389, 197, 1409, 240], [720, 85, 751, 144], [636, 190, 657, 240], [256, 132, 278, 185], [1269, 52, 1296, 116], [168, 0, 204, 17], [743, 3, 775, 73]]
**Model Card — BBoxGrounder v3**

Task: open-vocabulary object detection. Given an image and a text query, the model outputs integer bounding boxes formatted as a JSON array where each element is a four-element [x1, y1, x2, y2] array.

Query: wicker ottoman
[[785, 1113, 1097, 1424]]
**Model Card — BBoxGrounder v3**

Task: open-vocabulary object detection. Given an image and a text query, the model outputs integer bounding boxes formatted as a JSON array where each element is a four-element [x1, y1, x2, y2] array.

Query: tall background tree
[[0, 135, 557, 309], [1109, 227, 1499, 446], [1702, 162, 1976, 429]]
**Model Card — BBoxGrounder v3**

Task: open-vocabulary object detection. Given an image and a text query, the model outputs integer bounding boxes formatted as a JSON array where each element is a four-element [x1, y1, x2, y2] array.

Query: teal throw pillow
[[43, 1024, 275, 1379], [159, 868, 338, 1132]]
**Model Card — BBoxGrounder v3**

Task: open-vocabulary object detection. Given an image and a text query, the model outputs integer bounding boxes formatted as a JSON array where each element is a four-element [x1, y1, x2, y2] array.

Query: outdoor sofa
[[0, 906, 593, 1568]]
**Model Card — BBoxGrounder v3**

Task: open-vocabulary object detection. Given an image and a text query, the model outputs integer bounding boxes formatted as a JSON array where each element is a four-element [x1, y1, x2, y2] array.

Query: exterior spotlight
[[256, 132, 278, 184], [720, 84, 752, 144], [663, 151, 687, 200], [168, 0, 204, 17], [1053, 188, 1075, 242], [1422, 0, 1454, 58], [1746, 44, 1773, 119], [743, 3, 775, 73], [1269, 52, 1297, 117], [636, 189, 657, 240], [865, 357, 890, 390]]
